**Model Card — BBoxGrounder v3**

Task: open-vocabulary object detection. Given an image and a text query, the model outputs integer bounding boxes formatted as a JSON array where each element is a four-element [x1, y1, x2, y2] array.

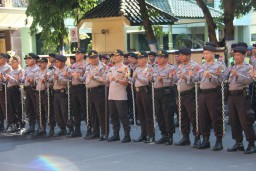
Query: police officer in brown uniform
[[197, 43, 224, 151], [52, 55, 69, 136], [5, 56, 24, 133], [225, 45, 256, 154], [107, 49, 131, 143], [83, 50, 108, 141], [132, 51, 155, 143], [0, 53, 11, 132], [152, 50, 177, 145], [23, 53, 39, 135], [175, 47, 201, 148]]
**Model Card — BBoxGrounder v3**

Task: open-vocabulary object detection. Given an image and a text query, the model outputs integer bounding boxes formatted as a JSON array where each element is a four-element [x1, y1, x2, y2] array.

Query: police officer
[[229, 43, 238, 66], [174, 47, 201, 148], [132, 51, 155, 143], [197, 42, 224, 151], [48, 53, 56, 69], [0, 53, 11, 132], [52, 55, 69, 136], [34, 57, 56, 136], [152, 50, 176, 145], [225, 45, 256, 154], [5, 56, 24, 133], [148, 51, 157, 67], [83, 50, 108, 141], [67, 48, 87, 138], [107, 49, 131, 143], [22, 53, 39, 135]]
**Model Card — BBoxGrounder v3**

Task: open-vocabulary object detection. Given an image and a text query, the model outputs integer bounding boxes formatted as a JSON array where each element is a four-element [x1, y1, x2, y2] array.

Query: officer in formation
[[0, 46, 255, 154]]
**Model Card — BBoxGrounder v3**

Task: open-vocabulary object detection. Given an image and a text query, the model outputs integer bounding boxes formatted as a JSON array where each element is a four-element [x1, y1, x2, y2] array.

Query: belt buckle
[[135, 87, 139, 92]]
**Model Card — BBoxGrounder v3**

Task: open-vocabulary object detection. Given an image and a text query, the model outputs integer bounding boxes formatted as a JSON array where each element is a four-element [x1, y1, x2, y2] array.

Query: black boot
[[213, 136, 223, 151], [107, 133, 120, 142], [11, 123, 20, 133], [0, 122, 4, 132], [227, 142, 244, 152], [175, 136, 191, 146], [5, 123, 13, 133], [99, 135, 108, 141], [23, 125, 35, 135], [133, 135, 147, 142], [47, 127, 55, 137], [197, 137, 210, 149], [86, 127, 92, 137], [54, 129, 67, 137], [121, 133, 131, 143], [193, 136, 201, 148], [67, 126, 82, 138], [165, 133, 173, 145], [244, 143, 256, 154], [34, 126, 46, 136], [66, 127, 74, 136], [145, 136, 155, 144], [155, 134, 168, 144]]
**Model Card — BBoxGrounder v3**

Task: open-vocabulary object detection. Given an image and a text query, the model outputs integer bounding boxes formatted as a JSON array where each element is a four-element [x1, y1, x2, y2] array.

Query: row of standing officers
[[0, 42, 256, 154]]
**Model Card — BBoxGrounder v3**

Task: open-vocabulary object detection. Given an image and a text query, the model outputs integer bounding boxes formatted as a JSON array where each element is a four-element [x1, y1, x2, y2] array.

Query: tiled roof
[[81, 0, 178, 26], [147, 0, 222, 18]]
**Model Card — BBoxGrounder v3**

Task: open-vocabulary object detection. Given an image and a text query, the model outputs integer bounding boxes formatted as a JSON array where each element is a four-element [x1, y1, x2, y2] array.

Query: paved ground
[[0, 121, 255, 171]]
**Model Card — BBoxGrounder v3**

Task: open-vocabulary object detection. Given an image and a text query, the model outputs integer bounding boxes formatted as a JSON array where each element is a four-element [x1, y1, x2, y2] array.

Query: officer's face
[[75, 53, 84, 62], [55, 60, 65, 68], [38, 62, 47, 69], [25, 58, 36, 66], [203, 50, 215, 62], [148, 55, 155, 62], [130, 57, 137, 64], [101, 58, 108, 64], [11, 59, 19, 69], [113, 55, 123, 64], [49, 56, 55, 63], [89, 57, 99, 65], [179, 54, 190, 63], [0, 57, 5, 65], [138, 57, 147, 66], [174, 55, 181, 63], [252, 48, 256, 55], [157, 56, 167, 65], [234, 52, 245, 65]]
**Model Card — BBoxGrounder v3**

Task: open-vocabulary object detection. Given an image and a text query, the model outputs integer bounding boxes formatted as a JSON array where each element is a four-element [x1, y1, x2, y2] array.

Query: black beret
[[88, 50, 99, 58], [128, 52, 138, 59], [178, 47, 191, 55], [113, 49, 124, 56], [100, 54, 110, 59], [203, 42, 216, 52], [158, 50, 168, 58], [124, 53, 128, 58], [231, 43, 238, 49], [253, 44, 256, 48], [70, 56, 76, 60], [137, 51, 148, 58], [148, 51, 157, 56], [24, 53, 39, 60], [0, 53, 9, 59], [233, 46, 247, 54], [237, 42, 248, 48], [55, 54, 67, 62], [48, 53, 56, 58], [75, 47, 86, 54], [37, 57, 48, 63]]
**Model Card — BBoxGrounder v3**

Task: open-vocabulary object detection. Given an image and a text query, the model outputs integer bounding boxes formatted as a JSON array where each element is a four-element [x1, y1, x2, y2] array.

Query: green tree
[[26, 0, 98, 54]]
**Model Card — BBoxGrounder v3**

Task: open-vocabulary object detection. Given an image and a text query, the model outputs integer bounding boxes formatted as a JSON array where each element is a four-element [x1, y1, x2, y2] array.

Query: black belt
[[35, 90, 46, 94], [71, 84, 85, 88], [180, 88, 194, 96], [200, 88, 218, 94], [87, 85, 105, 91], [53, 89, 66, 94], [154, 87, 172, 92], [229, 90, 243, 96], [7, 85, 20, 90], [135, 86, 149, 92]]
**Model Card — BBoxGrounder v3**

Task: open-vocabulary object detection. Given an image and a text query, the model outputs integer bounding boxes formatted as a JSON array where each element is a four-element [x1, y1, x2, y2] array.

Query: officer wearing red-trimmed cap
[[107, 49, 131, 143], [225, 45, 256, 154], [0, 53, 12, 132], [22, 53, 40, 135], [83, 50, 109, 141], [152, 50, 177, 145], [132, 51, 155, 143]]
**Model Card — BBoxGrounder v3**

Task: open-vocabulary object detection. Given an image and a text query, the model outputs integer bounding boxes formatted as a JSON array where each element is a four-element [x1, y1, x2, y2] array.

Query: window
[[252, 34, 256, 41]]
